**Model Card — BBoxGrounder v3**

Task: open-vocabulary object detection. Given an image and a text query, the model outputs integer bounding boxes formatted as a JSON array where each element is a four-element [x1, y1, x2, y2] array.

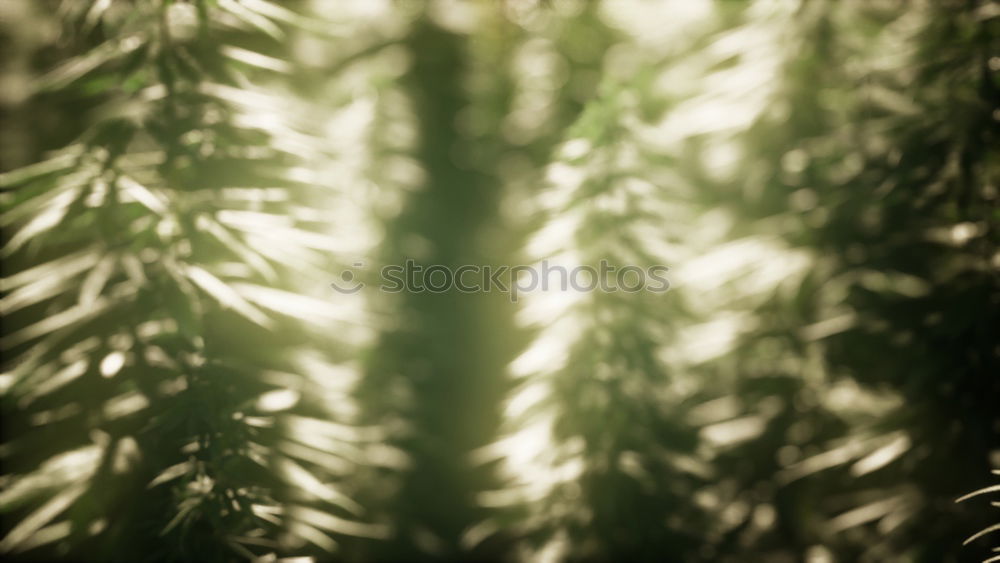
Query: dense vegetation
[[1, 1, 997, 561]]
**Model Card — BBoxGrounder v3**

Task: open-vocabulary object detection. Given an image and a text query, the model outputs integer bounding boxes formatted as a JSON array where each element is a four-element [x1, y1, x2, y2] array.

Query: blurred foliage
[[0, 1, 388, 559], [1, 0, 997, 562]]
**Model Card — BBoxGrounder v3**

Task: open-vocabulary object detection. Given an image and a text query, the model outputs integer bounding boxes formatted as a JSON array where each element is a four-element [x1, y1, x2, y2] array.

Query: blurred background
[[1, 0, 997, 561]]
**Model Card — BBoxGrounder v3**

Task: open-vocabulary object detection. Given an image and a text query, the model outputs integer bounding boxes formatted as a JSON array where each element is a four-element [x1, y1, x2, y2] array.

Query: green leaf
[[184, 265, 271, 327], [0, 485, 86, 553]]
